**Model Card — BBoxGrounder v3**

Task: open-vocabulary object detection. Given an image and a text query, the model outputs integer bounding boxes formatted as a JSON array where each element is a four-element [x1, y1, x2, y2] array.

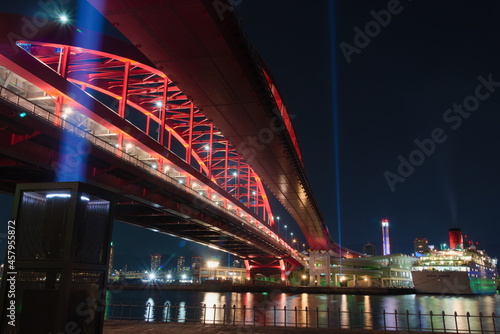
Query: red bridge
[[0, 1, 361, 280]]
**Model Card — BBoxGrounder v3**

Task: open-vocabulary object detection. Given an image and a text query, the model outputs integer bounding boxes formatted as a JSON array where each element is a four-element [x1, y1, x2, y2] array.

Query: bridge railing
[[0, 85, 302, 262], [104, 302, 499, 333]]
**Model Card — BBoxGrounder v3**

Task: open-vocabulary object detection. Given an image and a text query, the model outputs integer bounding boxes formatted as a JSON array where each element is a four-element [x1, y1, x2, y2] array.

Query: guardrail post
[[193, 304, 197, 324], [129, 302, 133, 321], [430, 310, 434, 333], [349, 308, 353, 329], [263, 305, 267, 326], [295, 306, 298, 327], [454, 311, 458, 333], [467, 312, 471, 334], [203, 304, 206, 324], [492, 312, 497, 334], [223, 304, 226, 325], [317, 307, 320, 328], [338, 307, 342, 328], [479, 312, 484, 334], [274, 305, 276, 326], [360, 307, 364, 331], [284, 306, 287, 327], [418, 310, 422, 332], [306, 306, 309, 327], [242, 305, 246, 325], [406, 310, 410, 331], [232, 305, 236, 325], [120, 302, 124, 321], [146, 302, 151, 322], [395, 309, 398, 331], [213, 304, 216, 325], [442, 311, 447, 333], [327, 307, 330, 329], [253, 306, 256, 326], [383, 309, 386, 331]]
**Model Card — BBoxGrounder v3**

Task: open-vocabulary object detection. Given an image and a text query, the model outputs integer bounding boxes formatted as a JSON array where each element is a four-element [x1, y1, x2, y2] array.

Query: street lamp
[[284, 225, 288, 242], [276, 216, 280, 235], [290, 232, 294, 245], [292, 239, 297, 250]]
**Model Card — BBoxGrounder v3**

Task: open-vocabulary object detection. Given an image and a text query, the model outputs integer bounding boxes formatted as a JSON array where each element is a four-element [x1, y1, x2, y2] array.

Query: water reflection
[[163, 300, 170, 322], [362, 295, 372, 328], [178, 301, 186, 322], [107, 290, 500, 331], [144, 298, 154, 322]]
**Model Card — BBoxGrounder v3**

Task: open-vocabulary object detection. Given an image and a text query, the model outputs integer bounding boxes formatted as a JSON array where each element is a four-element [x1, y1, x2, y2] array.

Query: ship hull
[[412, 271, 497, 295]]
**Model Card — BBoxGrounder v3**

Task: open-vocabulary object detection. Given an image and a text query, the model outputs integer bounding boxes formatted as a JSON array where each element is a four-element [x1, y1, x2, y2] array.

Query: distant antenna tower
[[381, 218, 391, 255]]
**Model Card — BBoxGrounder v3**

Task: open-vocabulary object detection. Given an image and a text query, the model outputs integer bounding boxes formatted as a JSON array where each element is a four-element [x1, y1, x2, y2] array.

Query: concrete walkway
[[103, 321, 414, 333]]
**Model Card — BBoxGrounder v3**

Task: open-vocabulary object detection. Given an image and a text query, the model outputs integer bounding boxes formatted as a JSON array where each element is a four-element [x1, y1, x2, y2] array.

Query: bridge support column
[[0, 182, 114, 334], [244, 259, 252, 284], [279, 259, 288, 285]]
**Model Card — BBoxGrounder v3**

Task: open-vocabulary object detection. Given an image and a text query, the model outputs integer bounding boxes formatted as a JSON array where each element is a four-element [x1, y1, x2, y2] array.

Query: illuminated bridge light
[[18, 112, 27, 118], [58, 14, 69, 24], [46, 193, 71, 199]]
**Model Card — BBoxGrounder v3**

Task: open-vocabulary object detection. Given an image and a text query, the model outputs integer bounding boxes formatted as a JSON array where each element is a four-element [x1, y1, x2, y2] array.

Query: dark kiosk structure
[[0, 182, 114, 334]]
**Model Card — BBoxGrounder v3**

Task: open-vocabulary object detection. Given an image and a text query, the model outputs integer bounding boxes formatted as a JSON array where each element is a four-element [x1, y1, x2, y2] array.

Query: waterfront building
[[414, 237, 430, 253], [192, 256, 202, 269], [178, 256, 186, 271], [363, 242, 377, 256], [307, 250, 416, 288], [151, 253, 162, 272], [193, 264, 247, 283]]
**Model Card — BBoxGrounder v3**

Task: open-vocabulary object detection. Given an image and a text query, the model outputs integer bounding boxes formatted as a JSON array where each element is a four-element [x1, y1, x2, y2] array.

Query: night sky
[[2, 1, 500, 270]]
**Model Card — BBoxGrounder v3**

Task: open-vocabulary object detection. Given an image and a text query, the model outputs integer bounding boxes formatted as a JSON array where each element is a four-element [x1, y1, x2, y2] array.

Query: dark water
[[104, 289, 500, 331]]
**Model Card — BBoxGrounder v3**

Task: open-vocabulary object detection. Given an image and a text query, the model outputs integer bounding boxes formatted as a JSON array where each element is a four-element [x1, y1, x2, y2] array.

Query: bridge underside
[[0, 91, 302, 274]]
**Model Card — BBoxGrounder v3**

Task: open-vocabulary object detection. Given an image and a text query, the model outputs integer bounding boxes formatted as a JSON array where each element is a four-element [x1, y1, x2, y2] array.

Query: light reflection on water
[[106, 290, 500, 330], [144, 298, 154, 322]]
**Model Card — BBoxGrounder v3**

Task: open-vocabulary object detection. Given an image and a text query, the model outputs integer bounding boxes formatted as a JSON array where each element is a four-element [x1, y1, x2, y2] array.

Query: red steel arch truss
[[21, 41, 276, 227]]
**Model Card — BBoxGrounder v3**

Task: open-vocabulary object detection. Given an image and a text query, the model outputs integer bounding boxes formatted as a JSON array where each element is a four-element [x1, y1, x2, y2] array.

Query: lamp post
[[284, 225, 288, 243], [290, 232, 294, 245], [276, 216, 280, 235]]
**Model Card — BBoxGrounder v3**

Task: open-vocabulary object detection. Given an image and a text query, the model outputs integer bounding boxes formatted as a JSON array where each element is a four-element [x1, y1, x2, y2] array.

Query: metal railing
[[104, 303, 499, 333]]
